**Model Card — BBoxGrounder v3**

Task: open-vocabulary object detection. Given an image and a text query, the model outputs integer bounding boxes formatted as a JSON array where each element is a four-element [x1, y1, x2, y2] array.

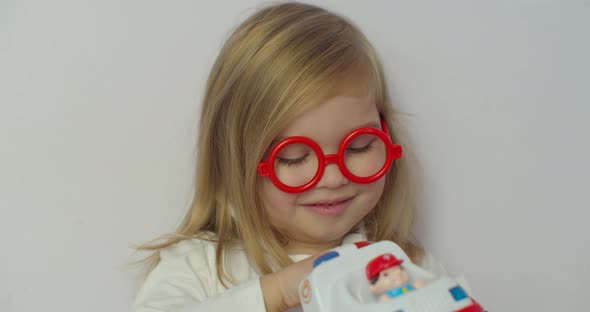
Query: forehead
[[278, 92, 379, 145]]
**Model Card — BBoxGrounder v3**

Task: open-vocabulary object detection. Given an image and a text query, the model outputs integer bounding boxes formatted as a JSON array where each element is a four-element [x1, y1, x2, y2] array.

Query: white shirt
[[133, 232, 446, 312]]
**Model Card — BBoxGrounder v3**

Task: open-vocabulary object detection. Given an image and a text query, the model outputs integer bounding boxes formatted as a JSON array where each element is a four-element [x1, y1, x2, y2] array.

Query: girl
[[134, 2, 442, 311]]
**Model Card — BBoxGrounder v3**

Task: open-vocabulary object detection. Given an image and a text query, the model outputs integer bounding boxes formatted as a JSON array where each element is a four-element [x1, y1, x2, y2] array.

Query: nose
[[315, 154, 349, 189]]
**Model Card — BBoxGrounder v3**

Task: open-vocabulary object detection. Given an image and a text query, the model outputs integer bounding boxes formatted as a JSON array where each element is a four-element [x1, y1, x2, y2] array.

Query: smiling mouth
[[301, 196, 355, 217], [303, 196, 355, 206]]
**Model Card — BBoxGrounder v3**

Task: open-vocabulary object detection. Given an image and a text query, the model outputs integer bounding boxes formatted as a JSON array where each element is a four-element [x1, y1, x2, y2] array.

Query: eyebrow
[[270, 121, 382, 146]]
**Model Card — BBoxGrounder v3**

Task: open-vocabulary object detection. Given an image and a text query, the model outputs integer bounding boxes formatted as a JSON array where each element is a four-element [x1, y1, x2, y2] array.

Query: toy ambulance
[[298, 240, 484, 312]]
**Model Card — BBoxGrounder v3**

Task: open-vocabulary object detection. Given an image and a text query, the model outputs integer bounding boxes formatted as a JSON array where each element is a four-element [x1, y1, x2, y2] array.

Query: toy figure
[[366, 253, 424, 302]]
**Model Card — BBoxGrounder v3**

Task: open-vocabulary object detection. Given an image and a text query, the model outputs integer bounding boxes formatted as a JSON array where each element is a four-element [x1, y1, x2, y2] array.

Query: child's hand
[[260, 252, 322, 312]]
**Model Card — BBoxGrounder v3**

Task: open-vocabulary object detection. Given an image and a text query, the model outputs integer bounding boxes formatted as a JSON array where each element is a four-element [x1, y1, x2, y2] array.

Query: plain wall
[[1, 0, 588, 311]]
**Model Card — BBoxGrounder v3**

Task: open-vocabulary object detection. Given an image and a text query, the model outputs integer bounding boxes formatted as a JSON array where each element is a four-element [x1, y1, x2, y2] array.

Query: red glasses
[[257, 118, 402, 193]]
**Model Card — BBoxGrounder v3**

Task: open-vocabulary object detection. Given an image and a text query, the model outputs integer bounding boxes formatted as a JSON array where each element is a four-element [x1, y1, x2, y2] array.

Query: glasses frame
[[257, 117, 402, 193]]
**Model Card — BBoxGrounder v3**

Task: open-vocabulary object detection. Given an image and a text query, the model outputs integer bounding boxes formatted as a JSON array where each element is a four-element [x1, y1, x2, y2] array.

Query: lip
[[301, 196, 355, 217], [302, 196, 355, 206]]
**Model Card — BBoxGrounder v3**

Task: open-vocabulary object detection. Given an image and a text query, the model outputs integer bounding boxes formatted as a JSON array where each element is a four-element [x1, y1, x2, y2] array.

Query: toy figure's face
[[258, 88, 385, 255], [369, 266, 410, 295]]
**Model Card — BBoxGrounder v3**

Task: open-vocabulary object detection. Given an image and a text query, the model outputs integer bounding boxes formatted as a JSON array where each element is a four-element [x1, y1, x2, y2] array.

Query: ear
[[401, 270, 410, 280]]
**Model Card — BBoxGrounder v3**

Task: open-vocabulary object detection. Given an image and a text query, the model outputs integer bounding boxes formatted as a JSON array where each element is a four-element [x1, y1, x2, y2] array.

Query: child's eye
[[277, 153, 309, 167], [347, 141, 374, 154]]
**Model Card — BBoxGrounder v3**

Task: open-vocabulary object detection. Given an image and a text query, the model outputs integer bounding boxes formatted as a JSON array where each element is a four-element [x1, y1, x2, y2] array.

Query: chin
[[299, 224, 354, 243]]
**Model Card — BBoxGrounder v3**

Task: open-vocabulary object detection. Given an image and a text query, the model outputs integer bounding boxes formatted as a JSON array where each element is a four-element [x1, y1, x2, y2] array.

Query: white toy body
[[298, 241, 484, 312]]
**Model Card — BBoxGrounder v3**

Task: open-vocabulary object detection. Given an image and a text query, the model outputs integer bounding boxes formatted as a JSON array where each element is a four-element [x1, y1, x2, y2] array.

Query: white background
[[1, 1, 588, 311]]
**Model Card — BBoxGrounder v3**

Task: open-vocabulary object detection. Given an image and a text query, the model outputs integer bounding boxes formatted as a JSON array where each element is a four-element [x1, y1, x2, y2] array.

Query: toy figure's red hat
[[366, 253, 404, 280]]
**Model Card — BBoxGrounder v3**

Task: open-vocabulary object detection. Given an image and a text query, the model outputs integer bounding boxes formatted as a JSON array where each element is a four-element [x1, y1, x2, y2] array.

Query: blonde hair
[[139, 1, 424, 287]]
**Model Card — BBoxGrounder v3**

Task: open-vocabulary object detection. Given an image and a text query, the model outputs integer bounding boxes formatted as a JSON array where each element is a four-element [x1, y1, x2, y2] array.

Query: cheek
[[380, 276, 394, 289], [357, 177, 386, 204], [371, 178, 386, 195], [259, 179, 299, 217], [374, 280, 388, 292]]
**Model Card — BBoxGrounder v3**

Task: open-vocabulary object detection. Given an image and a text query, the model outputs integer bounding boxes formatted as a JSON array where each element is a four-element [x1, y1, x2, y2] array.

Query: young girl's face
[[259, 89, 386, 254]]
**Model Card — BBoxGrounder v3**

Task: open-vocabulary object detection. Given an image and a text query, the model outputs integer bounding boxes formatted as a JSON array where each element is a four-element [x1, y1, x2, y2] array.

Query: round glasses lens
[[344, 133, 387, 178], [273, 142, 319, 188]]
